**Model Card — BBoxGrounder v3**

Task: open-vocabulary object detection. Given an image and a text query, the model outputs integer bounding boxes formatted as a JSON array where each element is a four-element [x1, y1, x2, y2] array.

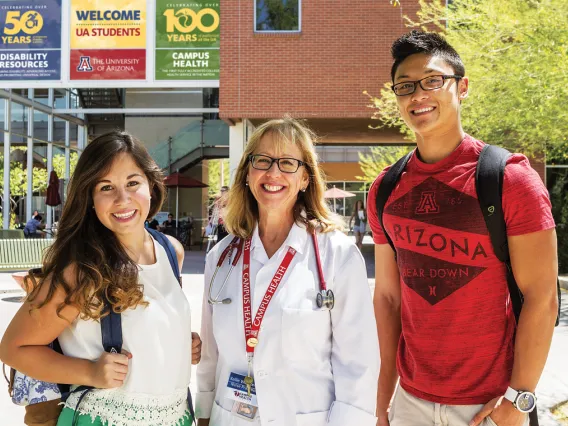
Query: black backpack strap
[[147, 228, 182, 285], [376, 151, 413, 257], [475, 144, 525, 323]]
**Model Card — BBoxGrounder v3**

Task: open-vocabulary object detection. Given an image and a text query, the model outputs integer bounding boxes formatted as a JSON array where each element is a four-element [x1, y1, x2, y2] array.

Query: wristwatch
[[503, 386, 537, 413]]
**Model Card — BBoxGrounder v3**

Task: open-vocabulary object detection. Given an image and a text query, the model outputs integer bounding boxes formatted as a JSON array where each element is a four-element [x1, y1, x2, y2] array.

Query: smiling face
[[92, 153, 152, 237], [247, 132, 309, 218], [394, 53, 468, 139]]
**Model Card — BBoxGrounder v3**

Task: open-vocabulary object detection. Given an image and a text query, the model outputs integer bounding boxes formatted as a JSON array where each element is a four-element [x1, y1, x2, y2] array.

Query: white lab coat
[[196, 223, 379, 426]]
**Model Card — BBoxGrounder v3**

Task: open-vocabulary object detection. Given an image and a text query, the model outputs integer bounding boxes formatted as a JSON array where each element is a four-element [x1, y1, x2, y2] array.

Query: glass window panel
[[345, 181, 367, 192], [34, 111, 49, 143], [69, 123, 78, 149], [34, 89, 50, 106], [255, 0, 300, 32]]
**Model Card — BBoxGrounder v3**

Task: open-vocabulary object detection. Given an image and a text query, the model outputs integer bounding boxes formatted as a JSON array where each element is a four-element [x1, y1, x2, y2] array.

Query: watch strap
[[504, 386, 519, 404]]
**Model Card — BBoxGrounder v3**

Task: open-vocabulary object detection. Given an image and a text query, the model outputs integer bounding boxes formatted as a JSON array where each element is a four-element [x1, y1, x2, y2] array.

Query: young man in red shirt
[[368, 30, 558, 426]]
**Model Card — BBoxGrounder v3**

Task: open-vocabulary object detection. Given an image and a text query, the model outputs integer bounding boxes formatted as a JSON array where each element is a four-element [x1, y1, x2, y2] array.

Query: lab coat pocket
[[281, 307, 331, 365]]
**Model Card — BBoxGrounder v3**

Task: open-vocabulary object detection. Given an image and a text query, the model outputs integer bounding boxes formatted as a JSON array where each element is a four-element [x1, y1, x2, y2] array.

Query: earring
[[301, 188, 306, 193], [245, 181, 249, 186]]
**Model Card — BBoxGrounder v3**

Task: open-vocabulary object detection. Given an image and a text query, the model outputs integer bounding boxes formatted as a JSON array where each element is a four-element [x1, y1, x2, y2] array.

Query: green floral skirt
[[56, 407, 193, 426]]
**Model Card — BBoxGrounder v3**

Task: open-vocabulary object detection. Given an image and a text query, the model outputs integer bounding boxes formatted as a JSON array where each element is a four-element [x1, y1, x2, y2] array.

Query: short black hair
[[35, 215, 43, 221], [391, 30, 465, 81]]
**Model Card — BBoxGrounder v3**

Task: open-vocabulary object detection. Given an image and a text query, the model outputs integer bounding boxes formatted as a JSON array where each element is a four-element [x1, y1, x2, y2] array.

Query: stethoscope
[[207, 232, 335, 310]]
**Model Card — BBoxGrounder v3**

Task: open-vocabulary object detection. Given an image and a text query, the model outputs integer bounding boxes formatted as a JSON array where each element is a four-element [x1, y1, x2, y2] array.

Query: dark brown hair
[[26, 131, 166, 320]]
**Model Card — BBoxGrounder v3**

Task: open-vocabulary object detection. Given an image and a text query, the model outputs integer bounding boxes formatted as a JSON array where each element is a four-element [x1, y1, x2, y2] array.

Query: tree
[[365, 0, 568, 159], [358, 146, 412, 183], [257, 0, 299, 31], [0, 150, 78, 222], [207, 159, 229, 199]]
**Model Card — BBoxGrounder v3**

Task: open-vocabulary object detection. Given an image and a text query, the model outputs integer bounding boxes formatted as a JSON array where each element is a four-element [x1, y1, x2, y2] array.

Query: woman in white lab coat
[[196, 118, 379, 426]]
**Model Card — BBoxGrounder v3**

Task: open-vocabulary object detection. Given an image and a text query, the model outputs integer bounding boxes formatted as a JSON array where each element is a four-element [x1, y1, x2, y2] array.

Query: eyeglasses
[[249, 154, 305, 174], [392, 74, 462, 96]]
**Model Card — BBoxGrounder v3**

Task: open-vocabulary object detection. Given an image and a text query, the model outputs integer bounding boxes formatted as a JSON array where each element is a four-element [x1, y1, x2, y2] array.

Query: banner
[[0, 0, 61, 80], [155, 0, 219, 80], [70, 0, 146, 80]]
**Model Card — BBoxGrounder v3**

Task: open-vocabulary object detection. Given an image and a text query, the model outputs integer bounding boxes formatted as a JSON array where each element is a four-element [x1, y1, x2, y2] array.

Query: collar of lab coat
[[251, 221, 308, 263]]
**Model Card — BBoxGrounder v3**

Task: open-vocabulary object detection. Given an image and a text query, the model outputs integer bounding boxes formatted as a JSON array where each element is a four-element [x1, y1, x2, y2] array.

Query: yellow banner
[[70, 0, 146, 49]]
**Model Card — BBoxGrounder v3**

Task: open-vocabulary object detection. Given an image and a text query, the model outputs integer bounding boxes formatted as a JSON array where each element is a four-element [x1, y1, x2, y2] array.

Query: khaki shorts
[[388, 386, 529, 426]]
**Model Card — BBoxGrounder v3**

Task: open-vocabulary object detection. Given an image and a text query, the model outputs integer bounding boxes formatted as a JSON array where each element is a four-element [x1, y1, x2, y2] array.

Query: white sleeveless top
[[58, 235, 192, 426]]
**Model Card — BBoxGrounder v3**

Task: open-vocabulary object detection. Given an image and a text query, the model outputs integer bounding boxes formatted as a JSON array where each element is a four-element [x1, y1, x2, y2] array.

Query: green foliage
[[257, 0, 299, 31], [549, 170, 568, 273], [208, 159, 229, 199], [0, 150, 78, 217], [358, 145, 413, 183], [365, 0, 568, 159]]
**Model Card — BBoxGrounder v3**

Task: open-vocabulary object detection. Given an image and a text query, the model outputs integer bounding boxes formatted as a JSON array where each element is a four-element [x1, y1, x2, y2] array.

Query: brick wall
[[220, 1, 420, 120]]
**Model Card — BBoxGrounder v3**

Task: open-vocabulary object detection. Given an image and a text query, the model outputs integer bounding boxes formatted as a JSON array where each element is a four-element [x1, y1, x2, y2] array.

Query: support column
[[78, 124, 85, 150], [46, 89, 54, 228], [229, 121, 245, 184], [26, 89, 34, 221], [3, 97, 11, 229], [65, 91, 70, 184]]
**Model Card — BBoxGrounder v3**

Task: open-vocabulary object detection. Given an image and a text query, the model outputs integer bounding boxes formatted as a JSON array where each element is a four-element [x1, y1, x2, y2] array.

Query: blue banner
[[0, 0, 61, 79]]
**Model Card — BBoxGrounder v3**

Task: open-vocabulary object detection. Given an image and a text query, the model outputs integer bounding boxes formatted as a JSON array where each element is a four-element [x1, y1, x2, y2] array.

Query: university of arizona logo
[[415, 191, 439, 214], [77, 56, 93, 72]]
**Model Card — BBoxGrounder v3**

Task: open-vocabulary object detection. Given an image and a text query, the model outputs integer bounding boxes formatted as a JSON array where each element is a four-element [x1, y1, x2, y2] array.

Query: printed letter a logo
[[77, 56, 93, 72], [415, 191, 439, 214]]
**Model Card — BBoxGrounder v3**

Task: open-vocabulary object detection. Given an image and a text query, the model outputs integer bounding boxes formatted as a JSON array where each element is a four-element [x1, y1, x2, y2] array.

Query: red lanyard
[[241, 238, 297, 354]]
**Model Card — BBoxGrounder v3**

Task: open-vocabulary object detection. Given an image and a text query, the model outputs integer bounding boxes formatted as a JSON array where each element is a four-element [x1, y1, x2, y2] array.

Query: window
[[255, 0, 300, 32]]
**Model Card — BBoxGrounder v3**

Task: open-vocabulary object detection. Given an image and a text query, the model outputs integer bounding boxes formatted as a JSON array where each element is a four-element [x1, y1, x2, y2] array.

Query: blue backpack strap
[[101, 299, 123, 354], [147, 228, 181, 285], [375, 151, 413, 259]]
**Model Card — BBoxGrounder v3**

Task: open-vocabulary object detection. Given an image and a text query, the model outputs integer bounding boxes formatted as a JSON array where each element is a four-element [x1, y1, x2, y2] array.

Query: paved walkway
[[0, 247, 567, 425]]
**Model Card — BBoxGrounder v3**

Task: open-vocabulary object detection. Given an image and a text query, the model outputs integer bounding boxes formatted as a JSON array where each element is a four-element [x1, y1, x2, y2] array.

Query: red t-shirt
[[367, 135, 555, 405]]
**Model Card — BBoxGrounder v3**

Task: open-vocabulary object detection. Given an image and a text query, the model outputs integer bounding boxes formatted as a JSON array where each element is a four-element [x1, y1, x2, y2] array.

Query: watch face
[[517, 392, 536, 412]]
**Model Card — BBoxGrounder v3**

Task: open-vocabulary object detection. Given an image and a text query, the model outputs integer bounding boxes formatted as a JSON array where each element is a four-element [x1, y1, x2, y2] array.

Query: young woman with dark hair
[[0, 131, 201, 426]]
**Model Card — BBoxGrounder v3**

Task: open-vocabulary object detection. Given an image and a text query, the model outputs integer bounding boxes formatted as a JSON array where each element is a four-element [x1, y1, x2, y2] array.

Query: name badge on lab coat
[[226, 372, 259, 421]]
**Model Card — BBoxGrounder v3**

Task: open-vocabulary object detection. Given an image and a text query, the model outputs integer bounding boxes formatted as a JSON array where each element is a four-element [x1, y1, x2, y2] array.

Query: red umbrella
[[46, 170, 61, 206], [163, 172, 208, 223]]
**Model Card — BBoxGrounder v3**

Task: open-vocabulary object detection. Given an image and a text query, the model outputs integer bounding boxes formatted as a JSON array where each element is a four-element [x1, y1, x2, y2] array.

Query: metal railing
[[0, 238, 53, 271], [150, 119, 229, 170]]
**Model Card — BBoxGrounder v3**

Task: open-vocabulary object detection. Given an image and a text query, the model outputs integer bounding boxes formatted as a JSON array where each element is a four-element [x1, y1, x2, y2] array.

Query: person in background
[[161, 213, 177, 237], [23, 214, 46, 238], [349, 199, 367, 250], [146, 216, 160, 230]]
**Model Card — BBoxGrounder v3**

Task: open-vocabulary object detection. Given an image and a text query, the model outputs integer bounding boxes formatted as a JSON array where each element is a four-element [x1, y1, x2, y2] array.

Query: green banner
[[155, 0, 219, 80]]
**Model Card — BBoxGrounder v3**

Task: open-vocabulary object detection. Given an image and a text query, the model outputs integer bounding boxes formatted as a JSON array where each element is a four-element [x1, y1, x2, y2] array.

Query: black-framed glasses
[[248, 154, 305, 174], [392, 74, 462, 96]]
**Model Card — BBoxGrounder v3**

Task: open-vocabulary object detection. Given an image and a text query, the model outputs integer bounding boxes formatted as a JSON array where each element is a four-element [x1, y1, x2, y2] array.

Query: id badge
[[225, 372, 258, 421]]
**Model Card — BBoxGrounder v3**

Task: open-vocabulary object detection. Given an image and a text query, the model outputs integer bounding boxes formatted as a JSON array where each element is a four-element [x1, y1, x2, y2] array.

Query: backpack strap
[[376, 151, 414, 258], [101, 301, 123, 354], [475, 145, 525, 323], [147, 228, 182, 285]]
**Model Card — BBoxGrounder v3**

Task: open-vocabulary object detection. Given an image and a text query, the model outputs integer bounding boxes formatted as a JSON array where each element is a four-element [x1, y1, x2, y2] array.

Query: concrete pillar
[[3, 97, 11, 229], [229, 121, 245, 184], [26, 89, 34, 221], [46, 89, 54, 228]]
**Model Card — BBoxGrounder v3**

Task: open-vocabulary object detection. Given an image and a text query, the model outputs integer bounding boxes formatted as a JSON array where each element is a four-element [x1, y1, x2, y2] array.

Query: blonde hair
[[223, 117, 341, 239]]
